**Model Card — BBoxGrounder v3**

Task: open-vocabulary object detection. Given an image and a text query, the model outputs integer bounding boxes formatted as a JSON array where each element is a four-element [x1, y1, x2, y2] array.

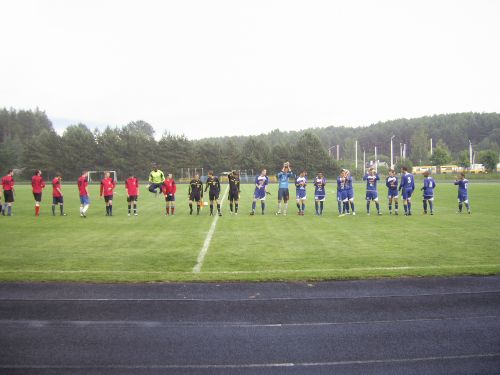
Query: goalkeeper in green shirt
[[148, 165, 165, 197]]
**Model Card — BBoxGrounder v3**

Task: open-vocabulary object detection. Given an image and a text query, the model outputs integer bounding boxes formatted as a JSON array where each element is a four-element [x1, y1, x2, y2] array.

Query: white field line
[[1, 264, 499, 275], [192, 184, 230, 273]]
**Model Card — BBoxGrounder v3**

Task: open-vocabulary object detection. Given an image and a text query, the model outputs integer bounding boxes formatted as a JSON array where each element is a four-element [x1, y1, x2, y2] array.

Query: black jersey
[[189, 179, 203, 196], [228, 174, 240, 192], [205, 176, 220, 193]]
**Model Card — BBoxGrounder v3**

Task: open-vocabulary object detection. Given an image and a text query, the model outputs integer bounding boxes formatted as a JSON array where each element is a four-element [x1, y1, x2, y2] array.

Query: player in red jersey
[[100, 171, 116, 216], [125, 172, 139, 216], [77, 170, 90, 218], [2, 169, 15, 216], [162, 173, 177, 215], [31, 169, 46, 216], [52, 172, 66, 216]]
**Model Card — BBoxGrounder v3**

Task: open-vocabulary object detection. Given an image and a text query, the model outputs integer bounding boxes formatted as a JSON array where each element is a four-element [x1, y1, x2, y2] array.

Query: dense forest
[[0, 108, 499, 181]]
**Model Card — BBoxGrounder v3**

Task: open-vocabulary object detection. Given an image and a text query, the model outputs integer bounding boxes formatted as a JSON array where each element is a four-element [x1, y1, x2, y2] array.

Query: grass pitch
[[0, 181, 499, 282]]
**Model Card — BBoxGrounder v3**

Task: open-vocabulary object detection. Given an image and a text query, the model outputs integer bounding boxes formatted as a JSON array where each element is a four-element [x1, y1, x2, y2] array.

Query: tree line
[[0, 108, 498, 181]]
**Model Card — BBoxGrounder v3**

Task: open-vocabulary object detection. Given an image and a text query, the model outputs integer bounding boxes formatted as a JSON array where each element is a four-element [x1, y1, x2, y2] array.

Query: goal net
[[88, 171, 117, 183]]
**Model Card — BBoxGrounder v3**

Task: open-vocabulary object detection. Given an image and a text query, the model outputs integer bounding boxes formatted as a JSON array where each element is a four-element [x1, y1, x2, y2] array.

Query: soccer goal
[[88, 170, 117, 183]]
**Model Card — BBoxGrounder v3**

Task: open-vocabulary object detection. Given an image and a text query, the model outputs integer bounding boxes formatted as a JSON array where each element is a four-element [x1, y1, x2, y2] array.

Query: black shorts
[[33, 192, 42, 202], [4, 190, 14, 203], [53, 196, 64, 205], [228, 190, 239, 201], [209, 191, 220, 201], [189, 191, 201, 202], [127, 195, 138, 202], [165, 195, 175, 202], [104, 195, 113, 203]]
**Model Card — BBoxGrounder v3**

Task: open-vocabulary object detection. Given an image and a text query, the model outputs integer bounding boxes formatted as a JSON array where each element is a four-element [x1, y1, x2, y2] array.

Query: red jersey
[[1, 175, 14, 191], [32, 175, 46, 193], [77, 176, 88, 196], [125, 177, 139, 196], [162, 178, 177, 195], [52, 177, 63, 197], [100, 177, 116, 197]]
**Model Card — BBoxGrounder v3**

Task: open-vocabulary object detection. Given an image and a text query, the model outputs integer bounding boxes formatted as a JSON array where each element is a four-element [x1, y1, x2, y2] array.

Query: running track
[[1, 276, 499, 374]]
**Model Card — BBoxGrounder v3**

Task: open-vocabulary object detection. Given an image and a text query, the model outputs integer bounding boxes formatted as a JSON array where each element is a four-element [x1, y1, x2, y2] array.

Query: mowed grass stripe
[[0, 182, 499, 282]]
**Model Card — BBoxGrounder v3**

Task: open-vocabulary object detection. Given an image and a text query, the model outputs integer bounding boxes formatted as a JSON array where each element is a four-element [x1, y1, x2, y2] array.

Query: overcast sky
[[1, 0, 499, 139]]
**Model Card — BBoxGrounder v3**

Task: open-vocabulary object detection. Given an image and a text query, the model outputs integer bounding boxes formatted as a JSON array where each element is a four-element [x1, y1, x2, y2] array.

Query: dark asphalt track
[[0, 276, 499, 374]]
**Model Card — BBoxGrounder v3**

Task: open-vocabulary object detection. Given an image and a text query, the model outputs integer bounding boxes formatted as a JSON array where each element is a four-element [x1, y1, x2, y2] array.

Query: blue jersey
[[454, 179, 469, 194], [254, 175, 269, 191], [399, 173, 415, 191], [314, 176, 326, 194], [345, 176, 354, 192], [363, 174, 379, 192], [423, 177, 436, 197], [337, 176, 345, 192], [295, 176, 307, 192], [386, 176, 398, 191], [276, 171, 294, 189]]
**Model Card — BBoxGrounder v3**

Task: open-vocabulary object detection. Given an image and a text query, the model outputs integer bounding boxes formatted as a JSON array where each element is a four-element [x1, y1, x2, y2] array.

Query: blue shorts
[[402, 189, 413, 200], [278, 188, 290, 201], [254, 189, 266, 200], [346, 189, 354, 200], [165, 194, 175, 202], [337, 191, 345, 201], [80, 195, 90, 205], [387, 189, 398, 199], [423, 194, 434, 200], [315, 193, 326, 201], [366, 191, 378, 201], [296, 190, 306, 200], [53, 196, 64, 205], [458, 192, 468, 202]]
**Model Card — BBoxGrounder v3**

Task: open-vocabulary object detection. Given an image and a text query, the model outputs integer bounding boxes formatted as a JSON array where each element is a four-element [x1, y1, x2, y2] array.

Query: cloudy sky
[[1, 0, 499, 139]]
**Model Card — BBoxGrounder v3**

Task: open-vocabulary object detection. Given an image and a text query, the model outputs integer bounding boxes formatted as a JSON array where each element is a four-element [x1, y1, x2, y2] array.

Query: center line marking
[[193, 184, 229, 273]]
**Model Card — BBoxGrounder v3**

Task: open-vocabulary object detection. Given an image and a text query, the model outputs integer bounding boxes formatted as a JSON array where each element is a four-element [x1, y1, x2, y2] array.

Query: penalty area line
[[192, 184, 230, 273]]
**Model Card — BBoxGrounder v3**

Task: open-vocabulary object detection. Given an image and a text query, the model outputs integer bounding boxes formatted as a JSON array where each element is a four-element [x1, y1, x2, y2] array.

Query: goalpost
[[88, 170, 117, 183]]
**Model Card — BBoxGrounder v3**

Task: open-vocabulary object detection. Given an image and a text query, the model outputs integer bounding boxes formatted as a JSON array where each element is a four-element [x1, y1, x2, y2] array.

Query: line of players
[[0, 164, 471, 217]]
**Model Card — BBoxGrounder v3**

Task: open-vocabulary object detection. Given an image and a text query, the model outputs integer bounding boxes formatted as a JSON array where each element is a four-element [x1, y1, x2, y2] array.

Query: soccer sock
[[344, 202, 349, 213], [261, 201, 265, 213], [395, 203, 398, 211], [284, 203, 288, 213], [83, 204, 89, 214], [210, 204, 213, 214], [252, 201, 256, 211], [80, 206, 83, 214], [106, 206, 110, 215], [171, 206, 175, 214], [230, 203, 233, 212], [389, 204, 392, 212], [109, 205, 112, 215], [8, 206, 12, 215], [297, 202, 300, 211], [0, 204, 2, 214], [408, 202, 412, 213], [35, 205, 40, 215], [458, 203, 462, 212], [189, 203, 193, 213], [423, 200, 427, 212], [429, 201, 433, 213], [338, 201, 342, 214], [465, 202, 470, 211], [60, 205, 64, 215], [315, 201, 319, 214], [375, 202, 380, 213], [350, 201, 355, 212], [133, 204, 137, 213], [128, 204, 131, 214], [278, 202, 282, 213], [197, 205, 200, 214], [235, 203, 238, 213], [320, 201, 324, 214], [217, 203, 221, 213], [366, 201, 370, 213], [52, 205, 56, 215], [166, 206, 170, 214], [301, 203, 305, 212], [404, 204, 408, 213]]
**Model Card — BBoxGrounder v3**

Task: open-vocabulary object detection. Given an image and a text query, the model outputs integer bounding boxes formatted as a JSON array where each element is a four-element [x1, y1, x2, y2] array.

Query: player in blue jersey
[[275, 161, 294, 216], [295, 171, 307, 215], [454, 172, 471, 214], [314, 172, 326, 215], [250, 169, 269, 215], [421, 170, 436, 215], [336, 170, 347, 216], [363, 167, 381, 215], [385, 169, 399, 215], [344, 169, 355, 215], [399, 166, 415, 216]]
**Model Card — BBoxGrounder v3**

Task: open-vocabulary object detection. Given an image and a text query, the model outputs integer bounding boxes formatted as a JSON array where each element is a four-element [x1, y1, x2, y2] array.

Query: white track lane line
[[193, 184, 229, 273]]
